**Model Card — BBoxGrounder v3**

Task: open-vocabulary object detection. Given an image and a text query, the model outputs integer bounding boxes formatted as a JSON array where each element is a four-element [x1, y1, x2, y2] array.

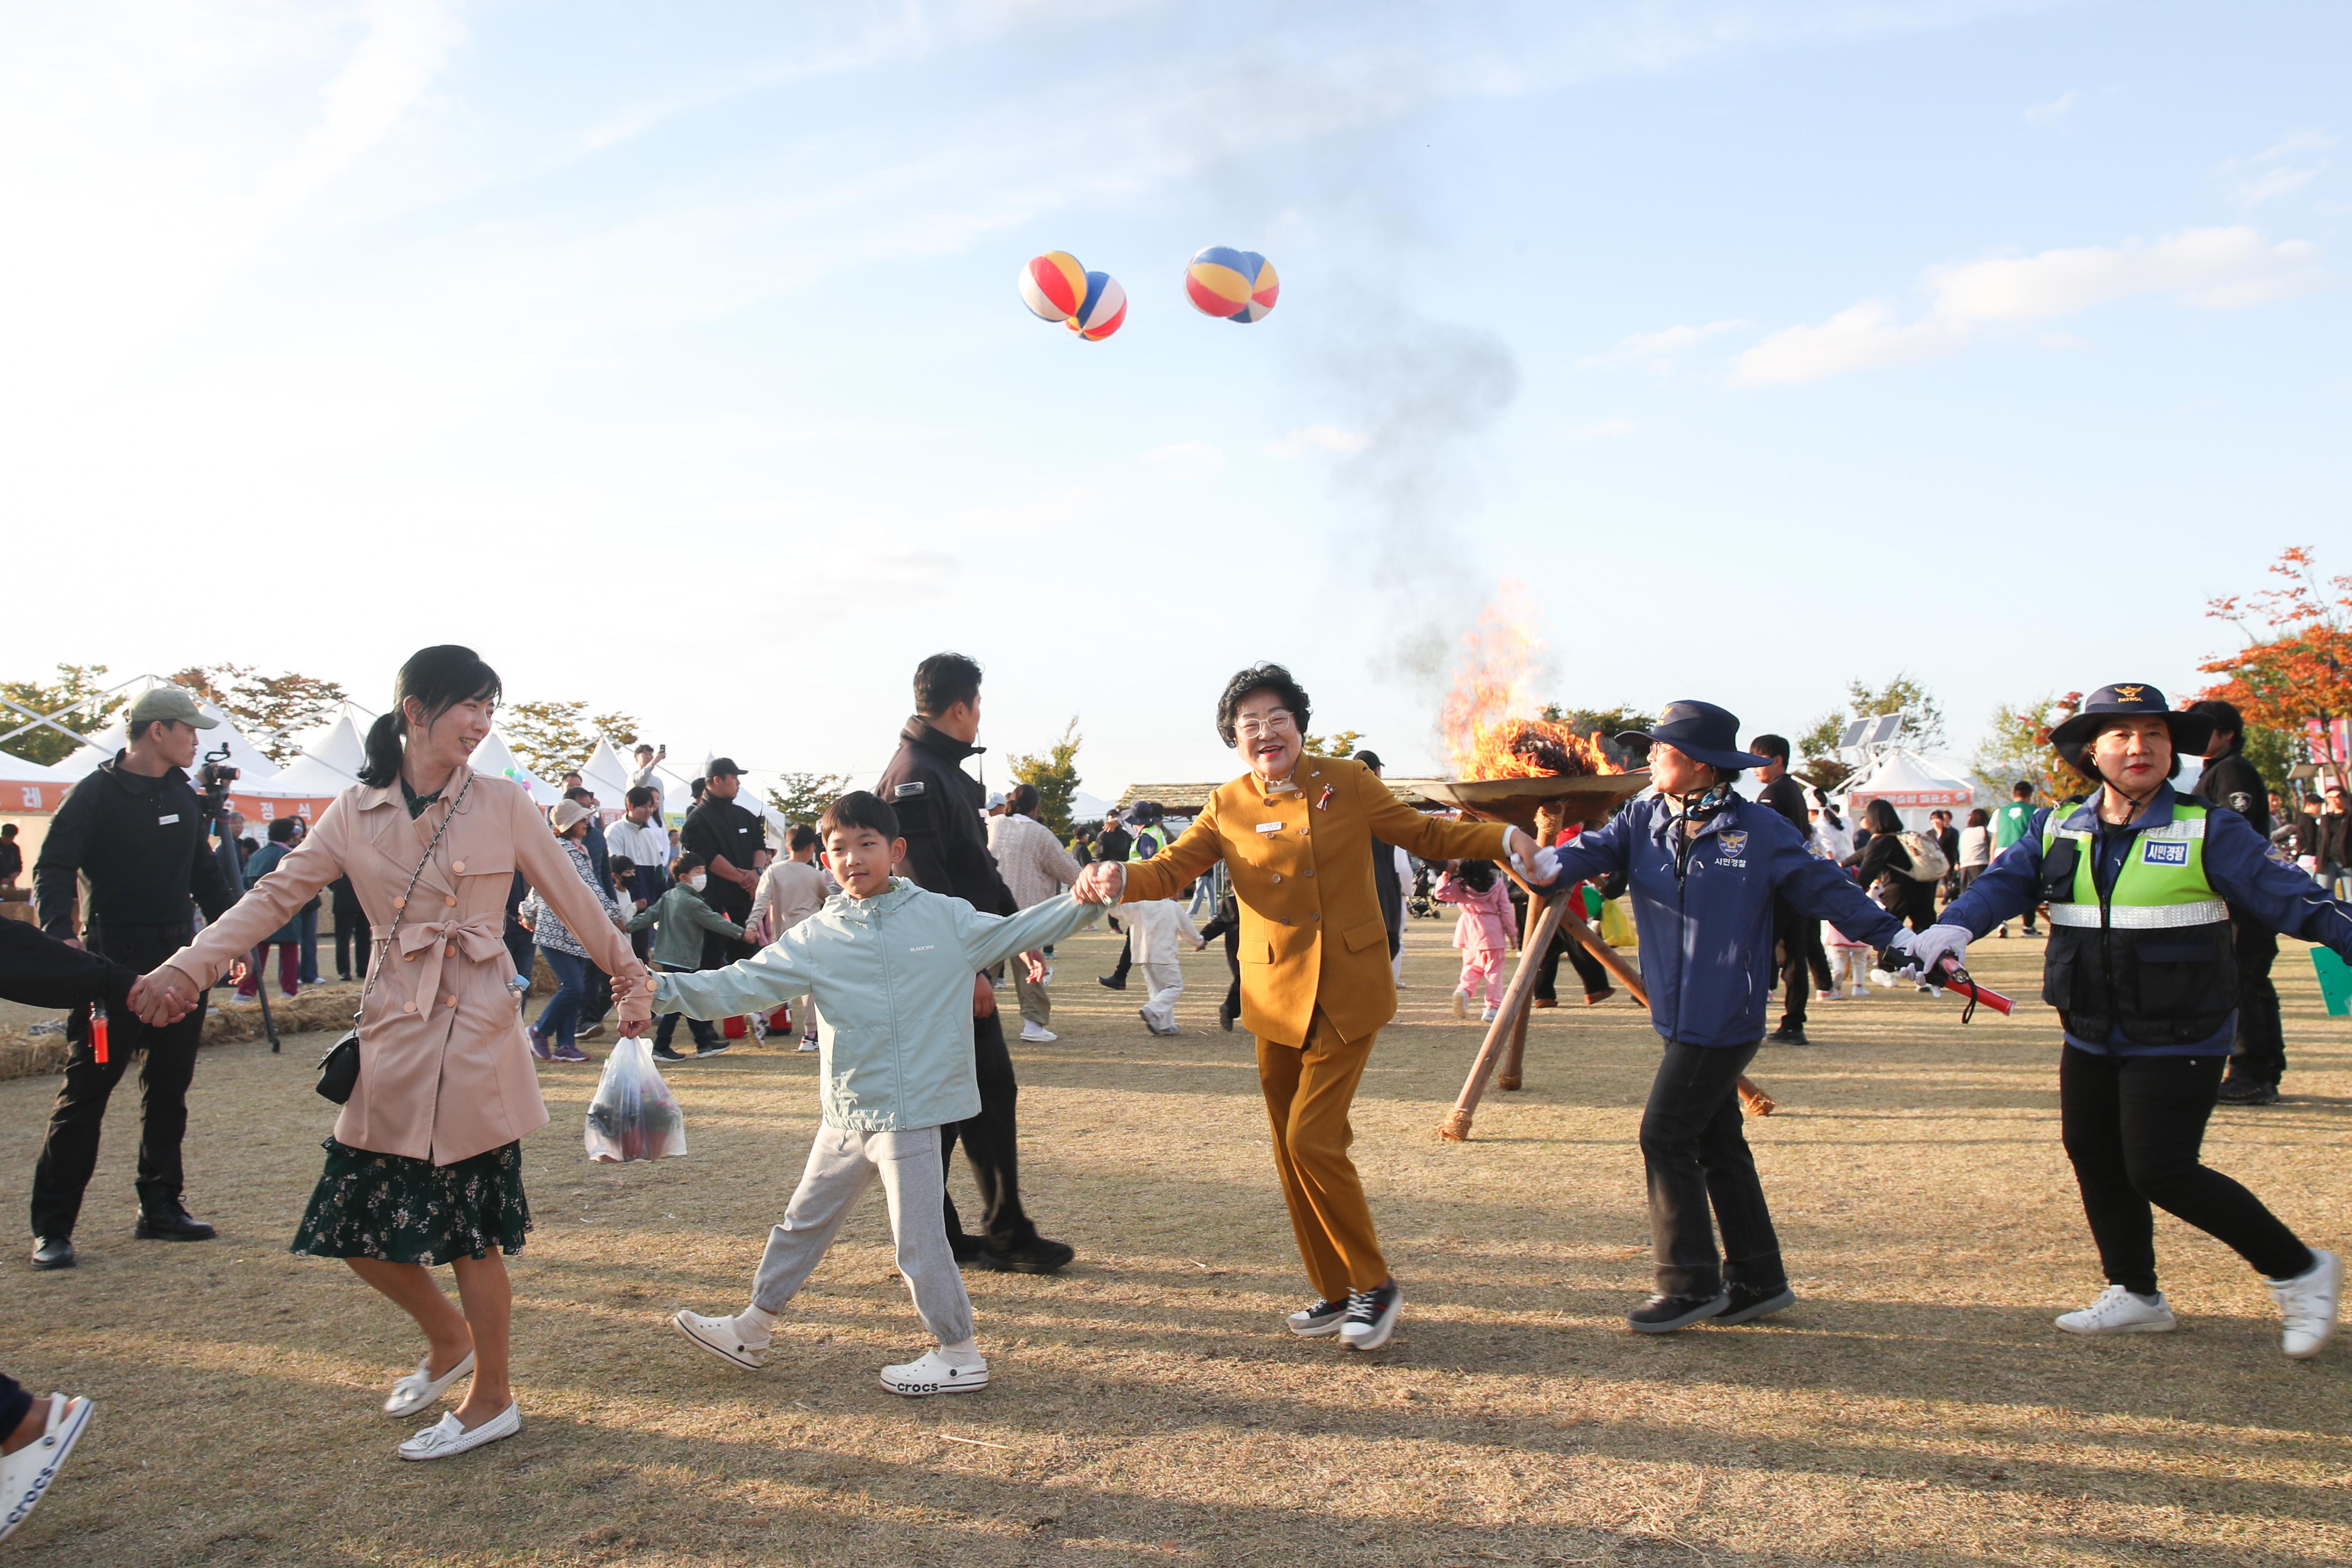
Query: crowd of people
[[4, 648, 2351, 1538]]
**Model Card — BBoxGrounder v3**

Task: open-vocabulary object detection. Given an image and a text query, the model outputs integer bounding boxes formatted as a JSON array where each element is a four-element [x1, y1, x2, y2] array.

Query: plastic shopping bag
[[1600, 896, 1635, 948], [584, 1037, 689, 1163]]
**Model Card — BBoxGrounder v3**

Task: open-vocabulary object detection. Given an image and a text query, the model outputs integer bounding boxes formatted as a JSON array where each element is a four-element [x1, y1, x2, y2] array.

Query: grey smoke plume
[[1308, 286, 1524, 691]]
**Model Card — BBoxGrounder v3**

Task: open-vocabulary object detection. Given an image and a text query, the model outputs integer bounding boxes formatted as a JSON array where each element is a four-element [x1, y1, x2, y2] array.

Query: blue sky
[[3, 1, 2343, 795]]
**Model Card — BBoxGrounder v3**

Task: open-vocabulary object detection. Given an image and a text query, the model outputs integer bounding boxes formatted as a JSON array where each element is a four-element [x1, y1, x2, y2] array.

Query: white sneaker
[[2055, 1285, 2175, 1335], [383, 1348, 475, 1417], [1815, 989, 1836, 1002], [2268, 1249, 2342, 1359], [879, 1349, 989, 1397], [397, 1401, 520, 1460], [1340, 1281, 1402, 1350], [1020, 1022, 1057, 1043], [1480, 1006, 1499, 1023], [1450, 989, 1468, 1019], [797, 1036, 819, 1052], [1286, 1297, 1347, 1337], [0, 1394, 92, 1544], [673, 1309, 770, 1369]]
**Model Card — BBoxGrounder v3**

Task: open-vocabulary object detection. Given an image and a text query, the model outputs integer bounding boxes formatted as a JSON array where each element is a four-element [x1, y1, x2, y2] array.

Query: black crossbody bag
[[317, 775, 472, 1103]]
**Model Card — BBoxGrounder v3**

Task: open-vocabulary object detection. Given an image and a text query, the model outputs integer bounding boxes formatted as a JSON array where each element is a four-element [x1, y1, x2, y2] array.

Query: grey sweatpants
[[751, 1125, 974, 1346]]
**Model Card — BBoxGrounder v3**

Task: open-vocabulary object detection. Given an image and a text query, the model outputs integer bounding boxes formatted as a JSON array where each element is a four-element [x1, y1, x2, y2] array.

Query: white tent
[[575, 738, 635, 822], [1835, 750, 1975, 831], [469, 731, 562, 805], [248, 713, 369, 800], [0, 752, 77, 814]]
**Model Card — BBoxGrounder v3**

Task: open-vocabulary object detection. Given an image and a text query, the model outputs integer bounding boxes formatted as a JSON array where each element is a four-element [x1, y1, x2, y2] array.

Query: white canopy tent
[[469, 732, 562, 806], [575, 739, 636, 823], [1833, 750, 1976, 832], [0, 752, 77, 815], [57, 698, 282, 787]]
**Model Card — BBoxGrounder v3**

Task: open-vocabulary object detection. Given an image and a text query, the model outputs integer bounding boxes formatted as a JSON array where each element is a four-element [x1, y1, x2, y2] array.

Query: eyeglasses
[[1235, 710, 1295, 740]]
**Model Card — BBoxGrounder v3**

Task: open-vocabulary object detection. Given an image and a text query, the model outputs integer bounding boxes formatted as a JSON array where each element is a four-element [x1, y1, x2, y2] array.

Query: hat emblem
[[2114, 684, 2146, 702]]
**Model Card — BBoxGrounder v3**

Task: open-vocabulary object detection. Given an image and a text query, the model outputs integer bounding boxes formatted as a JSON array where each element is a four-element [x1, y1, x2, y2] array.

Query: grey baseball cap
[[124, 686, 218, 730]]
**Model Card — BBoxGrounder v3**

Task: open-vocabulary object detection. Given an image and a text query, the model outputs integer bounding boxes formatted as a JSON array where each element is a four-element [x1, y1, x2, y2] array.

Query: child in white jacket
[[1121, 892, 1204, 1037], [649, 792, 1102, 1398]]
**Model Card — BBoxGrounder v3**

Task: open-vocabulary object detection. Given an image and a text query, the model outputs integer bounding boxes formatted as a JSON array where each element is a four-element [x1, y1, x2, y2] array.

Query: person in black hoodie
[[875, 652, 1073, 1275], [2189, 699, 2288, 1104], [27, 686, 240, 1270]]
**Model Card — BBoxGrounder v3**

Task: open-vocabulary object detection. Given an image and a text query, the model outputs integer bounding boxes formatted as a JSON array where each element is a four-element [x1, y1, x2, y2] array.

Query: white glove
[[1509, 845, 1561, 885], [1894, 923, 1970, 980]]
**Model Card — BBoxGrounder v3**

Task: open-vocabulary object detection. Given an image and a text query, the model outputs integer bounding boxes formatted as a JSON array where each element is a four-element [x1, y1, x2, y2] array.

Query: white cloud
[[1736, 226, 2324, 385], [1577, 318, 1751, 368], [1266, 423, 1373, 457], [2220, 131, 2334, 208], [1142, 440, 1227, 477], [1565, 416, 1637, 442], [2024, 89, 2079, 124]]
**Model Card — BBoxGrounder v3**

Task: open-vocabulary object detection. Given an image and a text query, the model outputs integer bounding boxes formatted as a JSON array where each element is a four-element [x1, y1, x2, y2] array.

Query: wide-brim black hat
[[1615, 700, 1771, 772], [2047, 683, 2214, 767]]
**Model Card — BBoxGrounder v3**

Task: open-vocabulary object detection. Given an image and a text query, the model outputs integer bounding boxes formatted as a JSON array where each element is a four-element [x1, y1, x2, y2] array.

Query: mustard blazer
[[1119, 757, 1509, 1045]]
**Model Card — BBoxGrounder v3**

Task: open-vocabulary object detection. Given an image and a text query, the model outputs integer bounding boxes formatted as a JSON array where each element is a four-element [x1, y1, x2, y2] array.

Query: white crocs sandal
[[384, 1349, 475, 1417], [1, 1394, 94, 1544], [397, 1402, 520, 1461], [879, 1349, 988, 1398], [673, 1309, 768, 1370]]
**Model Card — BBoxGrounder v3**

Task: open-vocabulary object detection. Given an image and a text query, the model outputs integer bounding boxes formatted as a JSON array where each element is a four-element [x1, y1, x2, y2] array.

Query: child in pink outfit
[[1435, 861, 1515, 1022]]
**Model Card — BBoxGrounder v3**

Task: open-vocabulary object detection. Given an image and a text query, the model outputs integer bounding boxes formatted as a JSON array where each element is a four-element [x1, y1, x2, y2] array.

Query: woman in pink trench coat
[[129, 646, 650, 1462]]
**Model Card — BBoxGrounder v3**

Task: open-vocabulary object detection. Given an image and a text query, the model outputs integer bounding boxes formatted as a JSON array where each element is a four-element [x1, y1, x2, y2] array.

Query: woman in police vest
[[1910, 684, 2352, 1358]]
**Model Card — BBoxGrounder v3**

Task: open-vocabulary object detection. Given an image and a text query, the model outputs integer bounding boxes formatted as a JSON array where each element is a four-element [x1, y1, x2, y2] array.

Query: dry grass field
[[4, 924, 2350, 1567]]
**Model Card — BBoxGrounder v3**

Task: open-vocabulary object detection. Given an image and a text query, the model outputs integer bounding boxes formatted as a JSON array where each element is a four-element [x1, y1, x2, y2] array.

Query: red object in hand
[[1935, 958, 2014, 1016], [90, 1004, 110, 1066]]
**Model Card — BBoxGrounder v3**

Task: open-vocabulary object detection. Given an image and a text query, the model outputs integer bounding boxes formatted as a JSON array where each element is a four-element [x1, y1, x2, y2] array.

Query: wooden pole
[[1438, 894, 1568, 1141], [1497, 887, 1542, 1090]]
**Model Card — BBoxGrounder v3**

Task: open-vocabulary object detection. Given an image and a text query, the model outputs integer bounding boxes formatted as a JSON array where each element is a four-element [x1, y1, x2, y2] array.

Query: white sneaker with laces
[[673, 1309, 770, 1369], [1286, 1298, 1347, 1338], [0, 1393, 93, 1544], [1020, 1022, 1057, 1042], [2268, 1249, 2342, 1359], [2055, 1285, 2175, 1335], [1450, 989, 1467, 1020], [397, 1401, 520, 1461], [879, 1349, 989, 1397], [383, 1348, 475, 1417]]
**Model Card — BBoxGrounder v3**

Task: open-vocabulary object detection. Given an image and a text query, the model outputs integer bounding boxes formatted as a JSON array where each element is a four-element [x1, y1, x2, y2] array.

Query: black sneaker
[[1340, 1279, 1402, 1350], [1716, 1282, 1796, 1325], [1097, 974, 1127, 991], [1628, 1292, 1728, 1333], [1286, 1297, 1347, 1337], [2217, 1076, 2282, 1106], [1765, 1024, 1809, 1046], [30, 1235, 74, 1270], [695, 1041, 733, 1058], [651, 1044, 690, 1062], [976, 1235, 1075, 1274]]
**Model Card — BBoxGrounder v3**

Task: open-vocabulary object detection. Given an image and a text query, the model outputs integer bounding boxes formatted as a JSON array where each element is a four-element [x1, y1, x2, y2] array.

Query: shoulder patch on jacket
[[894, 782, 925, 798]]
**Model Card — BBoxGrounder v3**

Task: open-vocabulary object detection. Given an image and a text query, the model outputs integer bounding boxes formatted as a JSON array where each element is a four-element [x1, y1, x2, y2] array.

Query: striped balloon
[[1069, 271, 1127, 341], [1019, 251, 1088, 323], [1185, 246, 1279, 323]]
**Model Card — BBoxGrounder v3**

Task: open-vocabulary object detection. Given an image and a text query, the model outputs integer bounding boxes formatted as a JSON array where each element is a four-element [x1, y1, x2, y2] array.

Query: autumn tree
[[166, 665, 350, 762], [1301, 729, 1363, 759], [0, 664, 124, 767], [1792, 674, 1946, 790], [502, 699, 596, 780], [2200, 546, 2351, 792], [1971, 694, 2095, 803], [1008, 719, 1084, 840], [764, 771, 854, 827]]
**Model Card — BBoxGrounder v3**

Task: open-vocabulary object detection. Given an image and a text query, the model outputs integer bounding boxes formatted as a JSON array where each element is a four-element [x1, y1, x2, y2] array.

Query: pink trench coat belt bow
[[160, 767, 649, 1165]]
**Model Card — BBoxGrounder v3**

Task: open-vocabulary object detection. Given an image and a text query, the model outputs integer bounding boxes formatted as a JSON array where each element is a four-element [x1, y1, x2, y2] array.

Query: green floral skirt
[[290, 1138, 532, 1266]]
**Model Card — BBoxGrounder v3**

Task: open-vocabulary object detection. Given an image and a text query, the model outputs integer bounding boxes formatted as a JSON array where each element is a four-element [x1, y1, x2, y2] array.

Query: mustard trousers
[[1257, 1008, 1388, 1299]]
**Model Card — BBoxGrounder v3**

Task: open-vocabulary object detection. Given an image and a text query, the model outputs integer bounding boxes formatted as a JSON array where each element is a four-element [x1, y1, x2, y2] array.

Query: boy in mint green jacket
[[646, 791, 1102, 1398]]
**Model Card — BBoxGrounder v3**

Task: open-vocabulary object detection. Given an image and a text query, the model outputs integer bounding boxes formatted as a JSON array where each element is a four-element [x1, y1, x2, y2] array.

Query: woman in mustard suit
[[1077, 664, 1534, 1350]]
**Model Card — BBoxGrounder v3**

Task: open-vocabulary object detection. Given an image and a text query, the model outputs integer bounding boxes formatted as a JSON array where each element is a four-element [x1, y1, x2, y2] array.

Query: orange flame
[[1438, 582, 1623, 781]]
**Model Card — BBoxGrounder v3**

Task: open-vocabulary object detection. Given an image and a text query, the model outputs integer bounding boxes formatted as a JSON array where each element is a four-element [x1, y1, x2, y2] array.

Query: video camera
[[196, 741, 239, 826]]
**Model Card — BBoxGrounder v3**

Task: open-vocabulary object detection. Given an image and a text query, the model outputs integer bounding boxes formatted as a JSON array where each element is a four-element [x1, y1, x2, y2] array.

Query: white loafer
[[397, 1401, 520, 1461], [0, 1394, 93, 1544], [384, 1349, 475, 1417], [673, 1309, 768, 1370], [879, 1349, 988, 1397]]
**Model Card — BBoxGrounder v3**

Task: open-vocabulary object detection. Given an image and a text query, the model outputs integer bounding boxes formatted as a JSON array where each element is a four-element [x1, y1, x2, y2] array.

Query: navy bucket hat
[[1615, 700, 1772, 772], [2047, 682, 2214, 769]]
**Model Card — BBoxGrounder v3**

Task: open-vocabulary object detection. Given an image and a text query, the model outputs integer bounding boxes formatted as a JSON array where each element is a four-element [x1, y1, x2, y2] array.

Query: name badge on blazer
[[1255, 822, 1283, 835]]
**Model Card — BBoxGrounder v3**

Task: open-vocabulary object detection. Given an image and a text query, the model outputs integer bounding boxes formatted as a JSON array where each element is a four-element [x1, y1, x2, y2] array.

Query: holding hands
[[1073, 860, 1125, 905], [125, 965, 201, 1028]]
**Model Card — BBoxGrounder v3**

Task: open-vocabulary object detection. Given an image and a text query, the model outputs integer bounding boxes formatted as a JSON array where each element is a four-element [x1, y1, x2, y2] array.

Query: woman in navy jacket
[[1523, 701, 1906, 1333]]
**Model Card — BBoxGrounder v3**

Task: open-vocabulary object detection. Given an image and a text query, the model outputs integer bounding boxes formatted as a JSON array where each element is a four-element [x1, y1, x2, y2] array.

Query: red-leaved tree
[[2199, 546, 2352, 787]]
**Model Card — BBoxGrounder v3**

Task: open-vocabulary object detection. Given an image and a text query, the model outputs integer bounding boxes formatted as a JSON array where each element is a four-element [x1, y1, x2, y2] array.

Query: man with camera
[[27, 687, 241, 1270]]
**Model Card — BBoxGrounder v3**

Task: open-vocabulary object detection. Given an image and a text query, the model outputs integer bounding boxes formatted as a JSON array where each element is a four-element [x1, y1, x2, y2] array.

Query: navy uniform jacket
[[1938, 783, 2352, 1055], [1535, 794, 1903, 1047]]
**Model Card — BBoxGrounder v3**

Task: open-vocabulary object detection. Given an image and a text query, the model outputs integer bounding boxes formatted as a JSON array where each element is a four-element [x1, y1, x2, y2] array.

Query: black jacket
[[1370, 833, 1403, 935], [2192, 748, 2272, 836], [875, 716, 1014, 915], [681, 794, 765, 920], [0, 919, 137, 1012], [34, 755, 239, 940], [1756, 775, 1811, 837]]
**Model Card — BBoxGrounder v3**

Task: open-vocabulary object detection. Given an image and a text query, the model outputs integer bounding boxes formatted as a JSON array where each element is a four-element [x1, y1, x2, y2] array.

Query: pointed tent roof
[[1835, 749, 1975, 810], [56, 697, 283, 785], [577, 738, 634, 806], [246, 713, 368, 800], [469, 731, 562, 805]]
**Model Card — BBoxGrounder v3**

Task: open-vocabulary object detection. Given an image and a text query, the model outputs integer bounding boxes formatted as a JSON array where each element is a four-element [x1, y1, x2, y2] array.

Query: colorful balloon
[[1069, 271, 1127, 341], [1185, 246, 1278, 323], [1019, 251, 1087, 323]]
